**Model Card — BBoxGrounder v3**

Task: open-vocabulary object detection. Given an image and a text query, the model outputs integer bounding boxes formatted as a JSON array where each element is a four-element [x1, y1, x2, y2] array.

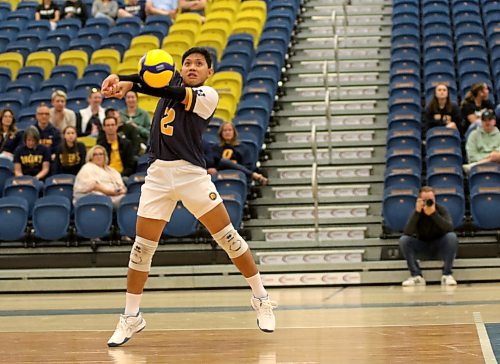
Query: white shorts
[[137, 159, 223, 221]]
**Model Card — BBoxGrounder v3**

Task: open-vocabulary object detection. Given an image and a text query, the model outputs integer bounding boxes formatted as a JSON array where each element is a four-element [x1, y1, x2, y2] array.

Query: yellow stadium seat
[[26, 51, 56, 80], [174, 12, 203, 28], [167, 27, 198, 48], [231, 20, 263, 46], [204, 13, 234, 31], [214, 95, 237, 122], [77, 136, 97, 151], [194, 31, 226, 60], [162, 33, 192, 52], [117, 61, 138, 75], [210, 71, 243, 103], [165, 47, 184, 70], [91, 49, 121, 74], [239, 0, 267, 14], [235, 9, 267, 29], [208, 0, 239, 16], [0, 0, 19, 10], [138, 94, 160, 118], [200, 20, 232, 39], [130, 35, 160, 53], [0, 52, 24, 79], [58, 50, 88, 78], [123, 48, 147, 64]]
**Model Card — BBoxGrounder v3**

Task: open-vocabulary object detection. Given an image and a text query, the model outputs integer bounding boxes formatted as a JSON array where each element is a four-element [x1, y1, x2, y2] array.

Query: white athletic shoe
[[441, 275, 457, 286], [107, 312, 146, 347], [402, 275, 426, 287], [251, 296, 277, 333]]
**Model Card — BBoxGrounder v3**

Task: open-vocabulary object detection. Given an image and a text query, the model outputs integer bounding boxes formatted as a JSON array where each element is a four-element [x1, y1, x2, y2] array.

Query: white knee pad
[[212, 224, 249, 259], [128, 236, 158, 272]]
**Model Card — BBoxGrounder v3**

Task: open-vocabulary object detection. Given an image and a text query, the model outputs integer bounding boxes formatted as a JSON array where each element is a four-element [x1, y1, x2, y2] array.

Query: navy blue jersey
[[0, 130, 22, 154], [143, 80, 219, 168], [54, 142, 86, 175], [14, 144, 50, 176], [35, 123, 62, 154]]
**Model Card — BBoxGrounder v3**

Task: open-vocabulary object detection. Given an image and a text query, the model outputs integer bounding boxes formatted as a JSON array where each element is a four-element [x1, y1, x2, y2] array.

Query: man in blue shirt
[[145, 0, 177, 18]]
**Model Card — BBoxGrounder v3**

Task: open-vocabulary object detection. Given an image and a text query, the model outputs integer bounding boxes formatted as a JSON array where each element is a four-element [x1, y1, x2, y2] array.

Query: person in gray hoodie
[[464, 110, 500, 173], [92, 0, 119, 22]]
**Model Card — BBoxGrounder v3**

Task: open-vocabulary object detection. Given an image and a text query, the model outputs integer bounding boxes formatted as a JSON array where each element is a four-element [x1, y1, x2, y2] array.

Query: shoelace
[[259, 300, 278, 318]]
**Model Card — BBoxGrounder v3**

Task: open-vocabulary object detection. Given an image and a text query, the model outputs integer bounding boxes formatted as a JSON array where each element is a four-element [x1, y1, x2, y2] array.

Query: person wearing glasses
[[102, 47, 276, 347], [73, 144, 127, 207], [35, 104, 62, 157]]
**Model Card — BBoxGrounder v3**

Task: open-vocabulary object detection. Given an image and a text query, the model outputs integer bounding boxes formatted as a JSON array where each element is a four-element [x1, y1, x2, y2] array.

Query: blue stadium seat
[[36, 39, 67, 59], [77, 25, 108, 43], [221, 193, 244, 229], [138, 25, 168, 42], [74, 194, 113, 239], [32, 195, 71, 241], [5, 41, 36, 60], [434, 186, 465, 228], [0, 93, 26, 116], [46, 29, 75, 46], [236, 122, 266, 149], [426, 146, 462, 169], [102, 98, 126, 110], [82, 17, 111, 32], [99, 37, 130, 56], [213, 169, 248, 202], [426, 127, 461, 150], [0, 158, 13, 197], [387, 128, 421, 150], [386, 147, 421, 170], [43, 174, 75, 203], [135, 154, 149, 173], [240, 139, 260, 168], [384, 166, 421, 189], [26, 19, 51, 34], [427, 166, 463, 188], [145, 15, 173, 29], [0, 67, 11, 92], [17, 66, 44, 85], [0, 196, 28, 241], [73, 75, 104, 93], [50, 65, 79, 85], [163, 201, 198, 238], [126, 172, 146, 194], [29, 91, 53, 107], [17, 106, 38, 127], [3, 176, 42, 216], [39, 77, 74, 94], [470, 186, 500, 229], [468, 163, 500, 189], [116, 17, 142, 34], [117, 192, 140, 239], [383, 187, 418, 232], [83, 64, 111, 79], [5, 79, 38, 95], [69, 38, 100, 58]]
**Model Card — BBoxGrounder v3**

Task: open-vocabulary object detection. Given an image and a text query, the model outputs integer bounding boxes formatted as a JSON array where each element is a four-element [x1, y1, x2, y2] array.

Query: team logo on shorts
[[209, 192, 217, 200]]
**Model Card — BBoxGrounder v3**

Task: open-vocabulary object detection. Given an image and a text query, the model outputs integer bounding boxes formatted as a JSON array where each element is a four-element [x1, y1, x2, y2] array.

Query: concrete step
[[280, 85, 389, 102], [300, 14, 393, 28], [256, 249, 365, 265], [267, 204, 371, 220], [271, 184, 372, 199], [296, 25, 391, 39], [291, 47, 390, 61], [304, 6, 392, 17], [284, 72, 389, 87], [293, 36, 390, 50], [272, 114, 388, 132], [287, 60, 390, 75], [277, 99, 387, 115], [262, 226, 368, 243]]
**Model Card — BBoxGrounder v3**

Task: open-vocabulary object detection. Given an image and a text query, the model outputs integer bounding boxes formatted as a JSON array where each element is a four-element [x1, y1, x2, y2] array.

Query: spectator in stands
[[119, 90, 151, 147], [145, 0, 177, 19], [54, 126, 86, 175], [179, 0, 206, 18], [50, 90, 77, 132], [73, 144, 127, 207], [97, 115, 135, 177], [422, 83, 460, 135], [102, 107, 141, 154], [0, 108, 22, 161], [118, 0, 146, 20], [460, 82, 495, 139], [207, 121, 268, 185], [13, 126, 50, 180], [62, 0, 88, 26], [79, 88, 105, 137], [35, 0, 60, 30], [399, 186, 458, 287], [463, 110, 500, 173], [35, 104, 62, 157], [92, 0, 119, 23]]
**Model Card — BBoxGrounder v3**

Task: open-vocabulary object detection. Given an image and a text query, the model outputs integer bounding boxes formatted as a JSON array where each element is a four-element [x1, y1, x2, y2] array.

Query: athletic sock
[[124, 292, 142, 316], [245, 272, 268, 299]]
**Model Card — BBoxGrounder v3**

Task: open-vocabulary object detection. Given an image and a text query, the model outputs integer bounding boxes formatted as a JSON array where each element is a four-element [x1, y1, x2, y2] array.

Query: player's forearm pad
[[212, 223, 248, 259]]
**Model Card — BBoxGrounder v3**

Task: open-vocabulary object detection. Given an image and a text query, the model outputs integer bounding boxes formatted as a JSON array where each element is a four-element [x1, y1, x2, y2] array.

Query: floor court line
[[473, 312, 498, 364]]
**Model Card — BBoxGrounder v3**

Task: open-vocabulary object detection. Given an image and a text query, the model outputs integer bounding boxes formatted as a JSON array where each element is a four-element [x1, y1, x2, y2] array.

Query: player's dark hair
[[105, 108, 117, 117], [182, 47, 212, 68]]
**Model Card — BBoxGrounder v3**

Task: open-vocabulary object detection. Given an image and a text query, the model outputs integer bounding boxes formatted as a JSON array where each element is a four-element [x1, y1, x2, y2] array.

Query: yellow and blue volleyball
[[138, 49, 175, 88]]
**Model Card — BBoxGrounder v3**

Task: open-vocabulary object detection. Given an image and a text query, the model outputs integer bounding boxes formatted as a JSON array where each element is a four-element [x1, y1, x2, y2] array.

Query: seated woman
[[0, 108, 23, 161], [422, 83, 461, 135], [54, 126, 87, 175], [460, 82, 495, 139], [207, 121, 268, 185], [13, 126, 51, 181], [35, 0, 60, 30], [119, 90, 151, 147], [92, 0, 119, 22], [73, 145, 126, 208]]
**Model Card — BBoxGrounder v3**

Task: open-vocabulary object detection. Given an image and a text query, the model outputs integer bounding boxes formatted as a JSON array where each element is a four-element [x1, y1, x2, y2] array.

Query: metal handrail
[[342, 0, 349, 28], [311, 123, 317, 163], [331, 10, 336, 39], [333, 34, 340, 100], [322, 59, 328, 90], [325, 90, 332, 164], [311, 162, 319, 243]]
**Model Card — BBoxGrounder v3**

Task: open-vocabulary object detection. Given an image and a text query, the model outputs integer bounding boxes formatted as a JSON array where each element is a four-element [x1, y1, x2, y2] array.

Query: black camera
[[424, 199, 434, 207]]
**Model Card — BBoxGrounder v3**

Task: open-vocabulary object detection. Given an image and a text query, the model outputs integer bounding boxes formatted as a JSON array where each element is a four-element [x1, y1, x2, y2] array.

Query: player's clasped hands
[[101, 74, 123, 98]]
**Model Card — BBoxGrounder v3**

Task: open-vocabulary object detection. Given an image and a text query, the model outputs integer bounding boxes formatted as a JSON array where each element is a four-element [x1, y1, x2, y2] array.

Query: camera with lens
[[424, 199, 434, 207]]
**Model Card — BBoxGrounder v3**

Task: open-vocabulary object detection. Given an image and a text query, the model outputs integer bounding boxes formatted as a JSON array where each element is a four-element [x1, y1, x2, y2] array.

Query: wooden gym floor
[[1, 283, 500, 363]]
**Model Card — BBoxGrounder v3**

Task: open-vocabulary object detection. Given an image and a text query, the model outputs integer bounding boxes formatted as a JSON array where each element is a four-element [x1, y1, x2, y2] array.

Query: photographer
[[399, 186, 459, 286]]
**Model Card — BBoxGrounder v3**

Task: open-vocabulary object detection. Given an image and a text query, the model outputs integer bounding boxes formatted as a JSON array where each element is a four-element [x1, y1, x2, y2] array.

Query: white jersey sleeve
[[183, 86, 219, 120]]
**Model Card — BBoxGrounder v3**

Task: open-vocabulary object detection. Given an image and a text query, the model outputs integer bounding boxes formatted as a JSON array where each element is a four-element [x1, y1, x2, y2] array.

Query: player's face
[[181, 53, 214, 87]]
